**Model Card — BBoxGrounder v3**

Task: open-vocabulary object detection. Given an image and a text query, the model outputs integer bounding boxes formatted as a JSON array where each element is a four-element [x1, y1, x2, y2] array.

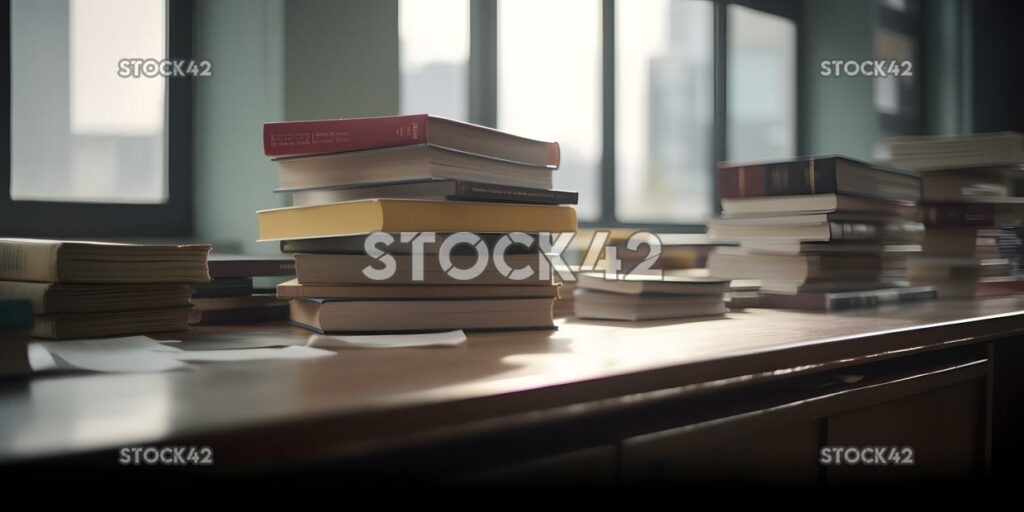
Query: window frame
[[468, 0, 801, 232], [0, 0, 194, 238]]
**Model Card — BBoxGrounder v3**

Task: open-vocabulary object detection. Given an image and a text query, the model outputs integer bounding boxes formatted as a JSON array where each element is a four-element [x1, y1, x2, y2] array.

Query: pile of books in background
[[706, 156, 934, 311], [888, 132, 1024, 298], [189, 254, 295, 324], [259, 114, 577, 333], [0, 239, 210, 338], [573, 272, 728, 321]]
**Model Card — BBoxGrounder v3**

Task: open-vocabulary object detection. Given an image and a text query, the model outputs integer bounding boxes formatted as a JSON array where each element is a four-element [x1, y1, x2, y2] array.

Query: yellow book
[[257, 199, 577, 241]]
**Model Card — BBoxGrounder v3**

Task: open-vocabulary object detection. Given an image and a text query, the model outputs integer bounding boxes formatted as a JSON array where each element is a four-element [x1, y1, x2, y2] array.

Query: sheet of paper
[[308, 330, 467, 349], [32, 336, 189, 373], [166, 345, 335, 362]]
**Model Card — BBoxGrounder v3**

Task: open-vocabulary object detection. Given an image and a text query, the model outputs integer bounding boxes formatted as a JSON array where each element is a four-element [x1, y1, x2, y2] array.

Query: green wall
[[194, 0, 398, 255]]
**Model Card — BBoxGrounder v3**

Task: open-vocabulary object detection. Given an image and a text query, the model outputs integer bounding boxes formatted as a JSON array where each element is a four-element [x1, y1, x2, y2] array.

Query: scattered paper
[[31, 336, 189, 373], [28, 335, 336, 373], [166, 345, 334, 362], [308, 330, 467, 349]]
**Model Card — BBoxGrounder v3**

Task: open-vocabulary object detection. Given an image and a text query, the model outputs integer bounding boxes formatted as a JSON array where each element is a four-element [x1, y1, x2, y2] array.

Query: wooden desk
[[1, 297, 1023, 482]]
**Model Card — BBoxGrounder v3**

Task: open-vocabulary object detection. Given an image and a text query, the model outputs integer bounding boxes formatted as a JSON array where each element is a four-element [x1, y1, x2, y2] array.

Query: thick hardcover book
[[263, 114, 560, 168], [761, 286, 936, 311], [286, 179, 579, 207], [257, 199, 577, 241], [207, 254, 296, 279], [0, 239, 211, 284], [718, 156, 921, 202], [919, 200, 1024, 226]]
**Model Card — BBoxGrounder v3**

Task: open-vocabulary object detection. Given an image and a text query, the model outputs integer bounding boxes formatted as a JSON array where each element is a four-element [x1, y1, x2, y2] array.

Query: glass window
[[726, 4, 796, 162], [498, 0, 602, 221], [10, 0, 167, 204], [399, 0, 470, 121], [615, 0, 714, 224]]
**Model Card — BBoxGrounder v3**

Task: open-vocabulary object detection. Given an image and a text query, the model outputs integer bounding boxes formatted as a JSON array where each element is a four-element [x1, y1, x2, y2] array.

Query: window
[[397, 0, 799, 229], [727, 4, 796, 161], [1, 0, 192, 237], [399, 0, 470, 121], [498, 0, 602, 220], [616, 0, 713, 223]]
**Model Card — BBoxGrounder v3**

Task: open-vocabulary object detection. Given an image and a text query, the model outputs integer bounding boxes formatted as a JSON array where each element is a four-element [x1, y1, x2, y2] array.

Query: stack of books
[[259, 114, 578, 333], [888, 132, 1024, 298], [0, 239, 210, 338], [573, 272, 729, 321], [706, 156, 935, 311], [190, 254, 295, 324]]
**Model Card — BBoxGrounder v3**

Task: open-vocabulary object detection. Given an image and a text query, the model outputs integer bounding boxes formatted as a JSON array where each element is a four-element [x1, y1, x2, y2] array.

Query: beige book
[[290, 297, 554, 332], [0, 281, 194, 314], [0, 239, 211, 284], [276, 278, 559, 299], [32, 307, 193, 339]]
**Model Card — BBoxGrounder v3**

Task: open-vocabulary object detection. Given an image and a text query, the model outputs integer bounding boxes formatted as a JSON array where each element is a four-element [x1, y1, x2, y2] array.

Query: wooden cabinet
[[621, 418, 821, 483], [825, 380, 986, 482]]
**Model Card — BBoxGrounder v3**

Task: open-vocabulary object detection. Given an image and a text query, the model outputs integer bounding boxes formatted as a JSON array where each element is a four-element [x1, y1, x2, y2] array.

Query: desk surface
[[2, 297, 1024, 467]]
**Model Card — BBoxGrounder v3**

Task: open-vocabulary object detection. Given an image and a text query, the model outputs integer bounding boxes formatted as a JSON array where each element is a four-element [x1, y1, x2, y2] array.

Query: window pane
[[11, 0, 167, 204], [399, 0, 469, 121], [727, 4, 796, 162], [616, 0, 714, 223], [498, 0, 602, 221]]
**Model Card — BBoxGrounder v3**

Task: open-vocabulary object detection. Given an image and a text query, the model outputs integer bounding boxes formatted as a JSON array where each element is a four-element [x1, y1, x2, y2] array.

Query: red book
[[263, 114, 560, 168]]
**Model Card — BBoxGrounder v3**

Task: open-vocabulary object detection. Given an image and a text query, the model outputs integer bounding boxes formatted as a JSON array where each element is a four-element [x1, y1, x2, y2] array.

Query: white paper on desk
[[31, 336, 189, 373], [307, 330, 467, 349], [166, 345, 335, 362]]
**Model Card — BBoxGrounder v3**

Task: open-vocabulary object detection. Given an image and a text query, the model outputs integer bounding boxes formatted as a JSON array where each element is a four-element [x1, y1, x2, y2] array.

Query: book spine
[[0, 242, 61, 283], [827, 287, 936, 311], [718, 159, 839, 198], [263, 114, 429, 157], [453, 182, 579, 205], [919, 203, 998, 226]]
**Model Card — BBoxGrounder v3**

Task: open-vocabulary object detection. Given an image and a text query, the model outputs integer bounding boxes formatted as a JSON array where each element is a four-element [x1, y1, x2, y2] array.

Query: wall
[[194, 0, 398, 254]]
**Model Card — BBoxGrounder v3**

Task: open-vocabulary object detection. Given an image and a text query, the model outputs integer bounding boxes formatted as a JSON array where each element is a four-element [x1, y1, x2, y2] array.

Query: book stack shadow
[[888, 132, 1024, 298], [258, 114, 578, 333], [706, 156, 934, 311], [0, 239, 210, 339]]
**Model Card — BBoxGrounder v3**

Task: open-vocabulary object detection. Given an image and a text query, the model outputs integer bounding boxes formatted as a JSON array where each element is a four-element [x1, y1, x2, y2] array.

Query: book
[[720, 194, 917, 219], [0, 298, 33, 332], [738, 240, 921, 256], [909, 276, 1024, 298], [918, 199, 1024, 226], [920, 227, 1021, 255], [575, 272, 730, 296], [257, 199, 577, 241], [276, 278, 560, 299], [207, 254, 296, 278], [294, 253, 552, 285], [0, 239, 211, 284], [706, 249, 883, 283], [717, 156, 921, 202], [263, 114, 560, 167], [919, 167, 1015, 201], [289, 297, 555, 332], [32, 307, 193, 339], [190, 295, 289, 325], [706, 214, 924, 243], [276, 145, 553, 191], [887, 132, 1024, 171], [572, 289, 727, 321], [0, 281, 194, 314], [280, 233, 535, 255], [192, 278, 255, 298], [759, 286, 936, 311], [286, 179, 579, 207]]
